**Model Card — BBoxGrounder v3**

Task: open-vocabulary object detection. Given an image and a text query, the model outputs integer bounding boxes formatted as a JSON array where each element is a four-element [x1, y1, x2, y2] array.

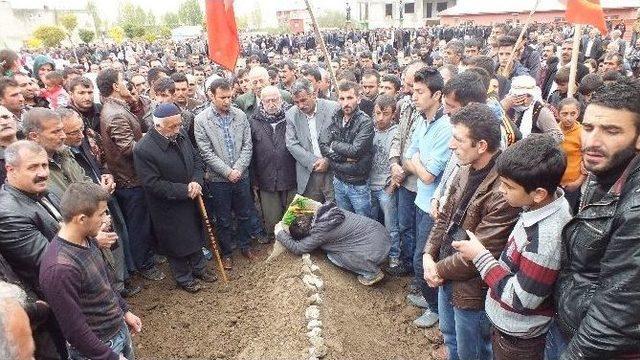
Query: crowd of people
[[0, 19, 638, 360]]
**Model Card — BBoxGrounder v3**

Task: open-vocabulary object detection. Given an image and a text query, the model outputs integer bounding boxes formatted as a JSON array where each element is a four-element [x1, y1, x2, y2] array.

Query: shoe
[[120, 282, 142, 298], [408, 281, 421, 295], [386, 263, 412, 277], [388, 256, 400, 268], [406, 293, 429, 309], [222, 257, 233, 270], [254, 233, 271, 244], [241, 248, 258, 261], [413, 309, 439, 328], [202, 247, 213, 261], [154, 255, 167, 265], [141, 267, 166, 281], [357, 271, 385, 286], [180, 280, 203, 293], [195, 269, 218, 283]]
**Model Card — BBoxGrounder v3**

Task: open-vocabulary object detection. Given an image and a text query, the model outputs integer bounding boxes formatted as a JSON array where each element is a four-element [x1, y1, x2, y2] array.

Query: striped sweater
[[473, 189, 572, 338]]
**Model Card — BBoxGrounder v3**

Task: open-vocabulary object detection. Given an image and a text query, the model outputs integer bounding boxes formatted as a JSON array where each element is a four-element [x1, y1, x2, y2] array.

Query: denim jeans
[[207, 178, 253, 258], [544, 319, 568, 360], [333, 177, 372, 218], [397, 186, 417, 271], [438, 283, 493, 360], [68, 322, 134, 360], [415, 207, 438, 312], [114, 187, 155, 272], [371, 189, 400, 259]]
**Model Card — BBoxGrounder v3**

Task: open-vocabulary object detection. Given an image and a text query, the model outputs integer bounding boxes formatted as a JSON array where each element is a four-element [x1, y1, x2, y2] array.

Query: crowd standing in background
[[0, 19, 639, 360]]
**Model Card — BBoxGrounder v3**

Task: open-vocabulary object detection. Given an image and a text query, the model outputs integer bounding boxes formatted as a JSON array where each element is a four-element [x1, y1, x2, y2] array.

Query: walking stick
[[197, 195, 229, 283]]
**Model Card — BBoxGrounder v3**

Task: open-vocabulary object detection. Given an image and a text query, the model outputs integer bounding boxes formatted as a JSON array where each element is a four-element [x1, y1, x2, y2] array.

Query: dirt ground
[[128, 244, 445, 359]]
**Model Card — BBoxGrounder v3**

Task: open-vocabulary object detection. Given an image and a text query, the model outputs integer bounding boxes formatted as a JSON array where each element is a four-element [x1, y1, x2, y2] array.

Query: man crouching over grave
[[274, 201, 390, 286]]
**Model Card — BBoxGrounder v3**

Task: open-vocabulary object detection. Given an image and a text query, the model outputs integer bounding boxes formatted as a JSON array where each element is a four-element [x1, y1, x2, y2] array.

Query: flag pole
[[303, 0, 339, 88], [501, 0, 541, 78], [568, 24, 582, 98]]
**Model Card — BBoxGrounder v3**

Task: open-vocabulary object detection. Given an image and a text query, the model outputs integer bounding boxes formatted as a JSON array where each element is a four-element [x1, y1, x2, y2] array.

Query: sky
[[10, 0, 351, 26]]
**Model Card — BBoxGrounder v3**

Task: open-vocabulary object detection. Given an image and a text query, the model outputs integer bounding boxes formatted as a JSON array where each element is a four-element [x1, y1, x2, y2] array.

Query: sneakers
[[241, 248, 258, 261], [407, 280, 421, 294], [202, 247, 213, 261], [221, 257, 233, 270], [386, 263, 412, 277], [154, 255, 167, 265], [253, 233, 271, 244], [388, 256, 400, 268], [180, 280, 203, 293], [413, 309, 439, 328], [120, 281, 142, 298], [140, 267, 166, 281], [195, 269, 218, 283], [357, 271, 385, 286], [406, 293, 429, 309]]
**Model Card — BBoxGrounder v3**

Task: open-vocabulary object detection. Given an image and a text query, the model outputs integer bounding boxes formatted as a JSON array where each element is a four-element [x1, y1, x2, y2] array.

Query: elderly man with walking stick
[[134, 103, 218, 293]]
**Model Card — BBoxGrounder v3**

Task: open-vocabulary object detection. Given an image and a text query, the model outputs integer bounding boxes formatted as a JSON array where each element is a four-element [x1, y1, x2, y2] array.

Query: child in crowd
[[41, 70, 70, 110], [452, 134, 572, 360], [369, 94, 400, 267], [557, 98, 587, 213]]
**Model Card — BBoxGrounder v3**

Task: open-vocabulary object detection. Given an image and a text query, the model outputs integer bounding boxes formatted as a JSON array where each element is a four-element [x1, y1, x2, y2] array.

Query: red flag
[[564, 0, 608, 35], [205, 0, 240, 71]]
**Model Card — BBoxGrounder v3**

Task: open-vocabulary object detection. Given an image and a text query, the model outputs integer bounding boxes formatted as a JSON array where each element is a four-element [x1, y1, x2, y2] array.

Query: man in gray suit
[[285, 79, 339, 203]]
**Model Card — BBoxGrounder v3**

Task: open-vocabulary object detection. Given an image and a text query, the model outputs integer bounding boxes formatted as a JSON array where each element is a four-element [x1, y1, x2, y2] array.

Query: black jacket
[[249, 111, 296, 192], [555, 154, 640, 359], [133, 129, 205, 258], [0, 185, 60, 296], [319, 108, 374, 185]]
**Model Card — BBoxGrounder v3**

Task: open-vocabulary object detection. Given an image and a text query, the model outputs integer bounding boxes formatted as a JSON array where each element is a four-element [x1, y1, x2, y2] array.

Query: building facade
[[355, 0, 457, 29]]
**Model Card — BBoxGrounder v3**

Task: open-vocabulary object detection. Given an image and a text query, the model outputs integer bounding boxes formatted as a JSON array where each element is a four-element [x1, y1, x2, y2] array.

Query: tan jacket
[[425, 159, 521, 310], [99, 97, 143, 188]]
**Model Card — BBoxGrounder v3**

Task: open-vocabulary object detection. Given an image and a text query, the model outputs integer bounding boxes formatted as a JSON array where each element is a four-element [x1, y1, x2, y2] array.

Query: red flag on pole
[[205, 0, 240, 71], [564, 0, 608, 35]]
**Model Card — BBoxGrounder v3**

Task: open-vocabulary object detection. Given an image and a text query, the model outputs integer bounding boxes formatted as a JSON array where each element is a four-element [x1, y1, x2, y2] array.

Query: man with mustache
[[319, 80, 374, 218], [548, 78, 640, 359], [0, 105, 18, 184], [0, 140, 68, 359]]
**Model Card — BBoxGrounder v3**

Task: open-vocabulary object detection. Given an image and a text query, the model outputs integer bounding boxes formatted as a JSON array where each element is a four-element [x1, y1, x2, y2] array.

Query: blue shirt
[[405, 111, 453, 212]]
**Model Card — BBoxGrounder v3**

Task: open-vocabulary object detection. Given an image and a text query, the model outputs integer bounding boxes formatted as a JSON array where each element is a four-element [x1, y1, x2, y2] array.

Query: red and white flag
[[205, 0, 240, 71], [561, 0, 608, 35]]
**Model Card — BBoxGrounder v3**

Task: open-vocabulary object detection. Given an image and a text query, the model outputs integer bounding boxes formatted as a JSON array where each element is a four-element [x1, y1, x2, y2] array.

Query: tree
[[78, 29, 95, 44], [249, 8, 262, 30], [316, 9, 347, 29], [108, 26, 125, 44], [25, 37, 43, 50], [86, 0, 101, 37], [33, 25, 66, 47], [237, 15, 249, 31], [60, 13, 78, 35], [162, 12, 180, 29], [178, 0, 203, 26]]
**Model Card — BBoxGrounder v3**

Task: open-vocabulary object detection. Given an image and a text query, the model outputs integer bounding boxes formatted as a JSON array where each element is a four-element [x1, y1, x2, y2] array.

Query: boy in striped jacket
[[452, 134, 572, 360]]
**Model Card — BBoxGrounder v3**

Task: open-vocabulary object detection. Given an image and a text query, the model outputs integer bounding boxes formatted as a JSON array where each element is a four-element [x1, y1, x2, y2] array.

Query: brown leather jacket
[[99, 97, 143, 188], [425, 158, 521, 310]]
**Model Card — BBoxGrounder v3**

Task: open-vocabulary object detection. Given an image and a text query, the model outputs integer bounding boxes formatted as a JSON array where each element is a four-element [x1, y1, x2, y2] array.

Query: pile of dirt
[[129, 245, 445, 359]]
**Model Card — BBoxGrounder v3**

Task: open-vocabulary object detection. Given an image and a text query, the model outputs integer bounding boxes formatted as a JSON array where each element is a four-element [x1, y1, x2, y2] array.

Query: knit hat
[[153, 103, 181, 118], [32, 55, 56, 80]]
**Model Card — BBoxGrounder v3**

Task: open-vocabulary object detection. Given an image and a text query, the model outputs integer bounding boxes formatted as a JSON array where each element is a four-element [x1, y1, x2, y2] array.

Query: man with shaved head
[[234, 66, 293, 119], [249, 86, 296, 240]]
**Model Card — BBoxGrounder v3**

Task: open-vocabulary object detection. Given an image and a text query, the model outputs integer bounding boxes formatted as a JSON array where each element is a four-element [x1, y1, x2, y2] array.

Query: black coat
[[133, 129, 205, 257], [249, 112, 297, 192]]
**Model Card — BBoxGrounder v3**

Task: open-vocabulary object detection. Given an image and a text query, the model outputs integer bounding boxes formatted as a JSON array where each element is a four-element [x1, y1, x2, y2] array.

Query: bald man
[[234, 66, 294, 119]]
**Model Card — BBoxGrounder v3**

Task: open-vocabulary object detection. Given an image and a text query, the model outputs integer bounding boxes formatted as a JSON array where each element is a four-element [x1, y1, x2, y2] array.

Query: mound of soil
[[129, 245, 445, 359]]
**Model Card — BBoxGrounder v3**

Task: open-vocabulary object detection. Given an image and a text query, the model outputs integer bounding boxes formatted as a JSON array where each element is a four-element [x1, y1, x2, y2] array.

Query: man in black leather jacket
[[319, 80, 374, 218], [549, 78, 640, 359]]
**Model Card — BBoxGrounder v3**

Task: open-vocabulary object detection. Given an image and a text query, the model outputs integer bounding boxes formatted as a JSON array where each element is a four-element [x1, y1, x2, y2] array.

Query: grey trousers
[[303, 171, 335, 204], [259, 189, 297, 235]]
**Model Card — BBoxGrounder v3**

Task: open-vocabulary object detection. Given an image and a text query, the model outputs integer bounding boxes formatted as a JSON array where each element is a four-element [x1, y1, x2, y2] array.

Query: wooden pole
[[501, 0, 541, 78], [197, 195, 228, 283], [303, 0, 339, 88], [567, 24, 582, 98]]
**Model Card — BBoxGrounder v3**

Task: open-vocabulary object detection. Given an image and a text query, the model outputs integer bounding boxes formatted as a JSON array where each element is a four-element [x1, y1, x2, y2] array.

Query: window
[[436, 1, 448, 12], [424, 1, 433, 18], [385, 3, 393, 16], [405, 2, 415, 14]]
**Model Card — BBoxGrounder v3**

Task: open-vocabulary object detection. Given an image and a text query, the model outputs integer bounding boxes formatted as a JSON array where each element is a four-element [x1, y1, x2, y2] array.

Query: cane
[[196, 195, 229, 283]]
